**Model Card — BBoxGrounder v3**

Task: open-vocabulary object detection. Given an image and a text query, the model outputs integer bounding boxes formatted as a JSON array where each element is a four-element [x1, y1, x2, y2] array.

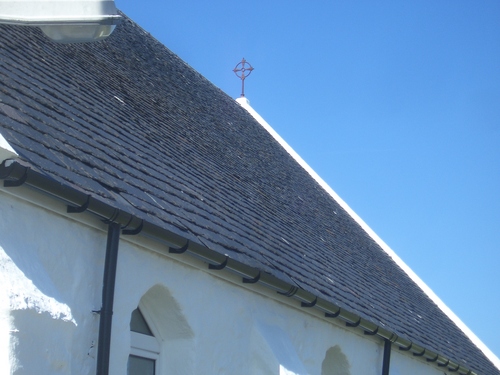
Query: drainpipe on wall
[[96, 222, 121, 375], [382, 339, 391, 375]]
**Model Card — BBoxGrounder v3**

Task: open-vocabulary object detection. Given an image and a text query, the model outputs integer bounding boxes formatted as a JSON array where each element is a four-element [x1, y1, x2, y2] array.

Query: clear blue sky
[[117, 0, 500, 359]]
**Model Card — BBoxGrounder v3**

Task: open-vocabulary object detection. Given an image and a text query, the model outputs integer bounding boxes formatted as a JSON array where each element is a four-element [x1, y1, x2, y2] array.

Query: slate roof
[[0, 15, 498, 375]]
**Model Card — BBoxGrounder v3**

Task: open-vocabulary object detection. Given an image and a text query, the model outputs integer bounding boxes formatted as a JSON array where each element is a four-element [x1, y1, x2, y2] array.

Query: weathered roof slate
[[0, 15, 498, 374]]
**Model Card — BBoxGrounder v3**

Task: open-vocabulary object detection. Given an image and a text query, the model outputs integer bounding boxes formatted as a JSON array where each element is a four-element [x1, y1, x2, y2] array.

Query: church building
[[0, 9, 499, 375]]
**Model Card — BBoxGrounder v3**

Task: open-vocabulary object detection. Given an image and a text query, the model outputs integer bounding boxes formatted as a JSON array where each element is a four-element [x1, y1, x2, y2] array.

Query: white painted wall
[[0, 190, 105, 374], [0, 188, 449, 375]]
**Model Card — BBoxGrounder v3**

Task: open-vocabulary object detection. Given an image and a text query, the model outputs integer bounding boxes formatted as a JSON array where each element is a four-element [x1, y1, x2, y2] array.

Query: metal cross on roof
[[233, 58, 254, 97]]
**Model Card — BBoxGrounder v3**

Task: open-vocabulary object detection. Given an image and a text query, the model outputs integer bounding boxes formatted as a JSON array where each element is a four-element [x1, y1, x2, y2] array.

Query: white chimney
[[0, 0, 121, 43]]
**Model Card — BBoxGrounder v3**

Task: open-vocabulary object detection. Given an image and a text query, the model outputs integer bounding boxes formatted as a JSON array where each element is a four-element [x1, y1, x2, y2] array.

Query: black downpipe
[[96, 222, 121, 375], [382, 339, 392, 375]]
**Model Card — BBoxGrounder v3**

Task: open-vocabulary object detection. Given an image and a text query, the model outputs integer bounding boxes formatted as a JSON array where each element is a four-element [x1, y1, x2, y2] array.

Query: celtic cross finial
[[233, 58, 254, 97]]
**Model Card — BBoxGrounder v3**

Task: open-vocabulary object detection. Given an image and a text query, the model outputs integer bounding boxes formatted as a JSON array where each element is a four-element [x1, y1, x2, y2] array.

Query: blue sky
[[116, 0, 500, 359]]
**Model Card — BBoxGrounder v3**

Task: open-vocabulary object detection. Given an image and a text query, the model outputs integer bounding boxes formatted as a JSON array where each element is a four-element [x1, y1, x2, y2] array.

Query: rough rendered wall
[[0, 191, 104, 374], [0, 190, 447, 375]]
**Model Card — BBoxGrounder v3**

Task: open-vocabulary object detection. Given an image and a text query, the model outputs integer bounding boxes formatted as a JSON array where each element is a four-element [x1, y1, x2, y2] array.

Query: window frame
[[128, 306, 161, 374]]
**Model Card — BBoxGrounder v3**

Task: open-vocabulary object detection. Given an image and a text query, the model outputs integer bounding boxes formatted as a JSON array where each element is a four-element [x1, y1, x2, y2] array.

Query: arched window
[[128, 307, 160, 375], [127, 285, 194, 375], [321, 345, 351, 375]]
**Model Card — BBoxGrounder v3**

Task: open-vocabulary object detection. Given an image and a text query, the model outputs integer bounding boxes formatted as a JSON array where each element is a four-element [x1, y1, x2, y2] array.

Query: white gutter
[[236, 96, 500, 370]]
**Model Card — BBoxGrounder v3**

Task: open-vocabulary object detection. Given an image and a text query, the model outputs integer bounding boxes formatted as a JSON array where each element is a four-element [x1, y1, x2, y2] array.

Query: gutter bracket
[[208, 255, 229, 270], [67, 195, 91, 213], [399, 342, 413, 351], [448, 363, 460, 372], [3, 168, 28, 187], [169, 240, 189, 254], [325, 309, 341, 318], [346, 317, 361, 327], [364, 326, 379, 336], [301, 297, 317, 308], [122, 219, 143, 235], [243, 271, 260, 284], [426, 354, 439, 362], [413, 348, 426, 357], [437, 359, 450, 367]]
